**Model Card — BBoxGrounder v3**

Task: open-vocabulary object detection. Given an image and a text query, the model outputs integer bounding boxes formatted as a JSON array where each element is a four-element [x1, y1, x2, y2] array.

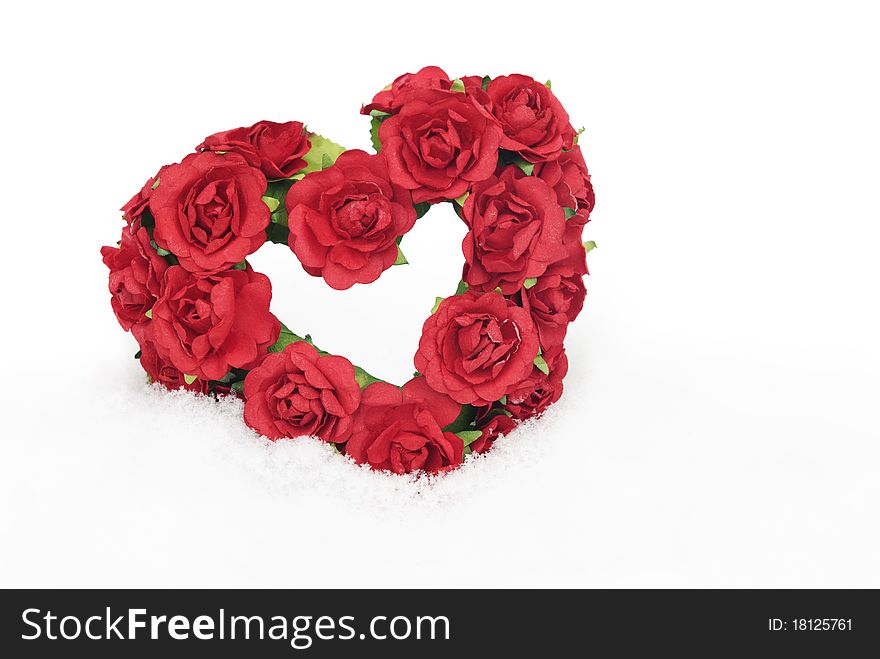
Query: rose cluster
[[102, 68, 594, 475]]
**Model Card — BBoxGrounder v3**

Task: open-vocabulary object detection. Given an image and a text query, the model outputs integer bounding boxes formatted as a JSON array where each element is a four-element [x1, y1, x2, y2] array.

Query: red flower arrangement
[[102, 72, 596, 475]]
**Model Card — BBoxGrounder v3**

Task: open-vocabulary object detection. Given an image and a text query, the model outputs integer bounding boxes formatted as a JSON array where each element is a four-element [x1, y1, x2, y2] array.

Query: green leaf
[[414, 201, 431, 218], [370, 116, 383, 153], [134, 350, 142, 360], [499, 395, 507, 405], [523, 277, 538, 289], [183, 374, 198, 385], [139, 209, 155, 229], [443, 405, 478, 433], [394, 245, 408, 265], [481, 75, 491, 91], [369, 109, 390, 118], [150, 239, 172, 257], [455, 430, 483, 447], [151, 177, 160, 190], [545, 79, 552, 89], [267, 324, 305, 353], [354, 365, 383, 390], [453, 191, 469, 206], [450, 78, 465, 93], [534, 354, 550, 375], [583, 240, 597, 253], [263, 179, 295, 227], [231, 260, 247, 271], [563, 207, 577, 219], [574, 126, 585, 145], [266, 223, 290, 245], [431, 296, 444, 314], [302, 133, 346, 174], [514, 158, 534, 176], [144, 308, 153, 319], [454, 280, 469, 295], [212, 368, 247, 385], [231, 380, 245, 394]]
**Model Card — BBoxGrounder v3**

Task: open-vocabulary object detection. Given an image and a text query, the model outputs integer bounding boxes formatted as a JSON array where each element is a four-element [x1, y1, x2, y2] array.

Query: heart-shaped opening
[[248, 204, 467, 385]]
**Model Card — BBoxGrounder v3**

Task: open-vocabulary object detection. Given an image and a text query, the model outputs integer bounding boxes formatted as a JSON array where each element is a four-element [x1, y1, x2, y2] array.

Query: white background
[[1, 1, 878, 588]]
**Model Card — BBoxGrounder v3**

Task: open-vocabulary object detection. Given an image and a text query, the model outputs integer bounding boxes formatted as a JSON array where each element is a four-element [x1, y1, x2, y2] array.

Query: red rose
[[101, 224, 169, 331], [346, 377, 463, 474], [479, 74, 575, 163], [121, 168, 165, 225], [285, 150, 416, 290], [504, 345, 569, 420], [532, 146, 595, 220], [136, 327, 210, 394], [150, 151, 269, 273], [150, 265, 280, 381], [362, 66, 452, 116], [523, 220, 588, 350], [243, 342, 361, 442], [469, 412, 517, 455], [523, 273, 586, 351], [379, 88, 503, 203], [197, 120, 311, 180], [462, 166, 567, 294], [415, 290, 539, 406]]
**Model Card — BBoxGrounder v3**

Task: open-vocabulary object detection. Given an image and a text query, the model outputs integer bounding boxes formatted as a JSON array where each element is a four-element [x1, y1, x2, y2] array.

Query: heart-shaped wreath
[[101, 67, 595, 475]]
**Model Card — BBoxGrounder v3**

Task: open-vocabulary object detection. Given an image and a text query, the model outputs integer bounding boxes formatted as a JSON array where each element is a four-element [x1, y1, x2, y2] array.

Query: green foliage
[[514, 158, 534, 176], [414, 202, 431, 218], [370, 117, 383, 153], [263, 179, 295, 227], [354, 366, 383, 390], [455, 430, 483, 447], [394, 245, 408, 265], [302, 133, 346, 174], [443, 405, 478, 433], [266, 223, 290, 245], [498, 149, 535, 175], [267, 324, 305, 353], [150, 239, 172, 257], [534, 354, 550, 375]]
